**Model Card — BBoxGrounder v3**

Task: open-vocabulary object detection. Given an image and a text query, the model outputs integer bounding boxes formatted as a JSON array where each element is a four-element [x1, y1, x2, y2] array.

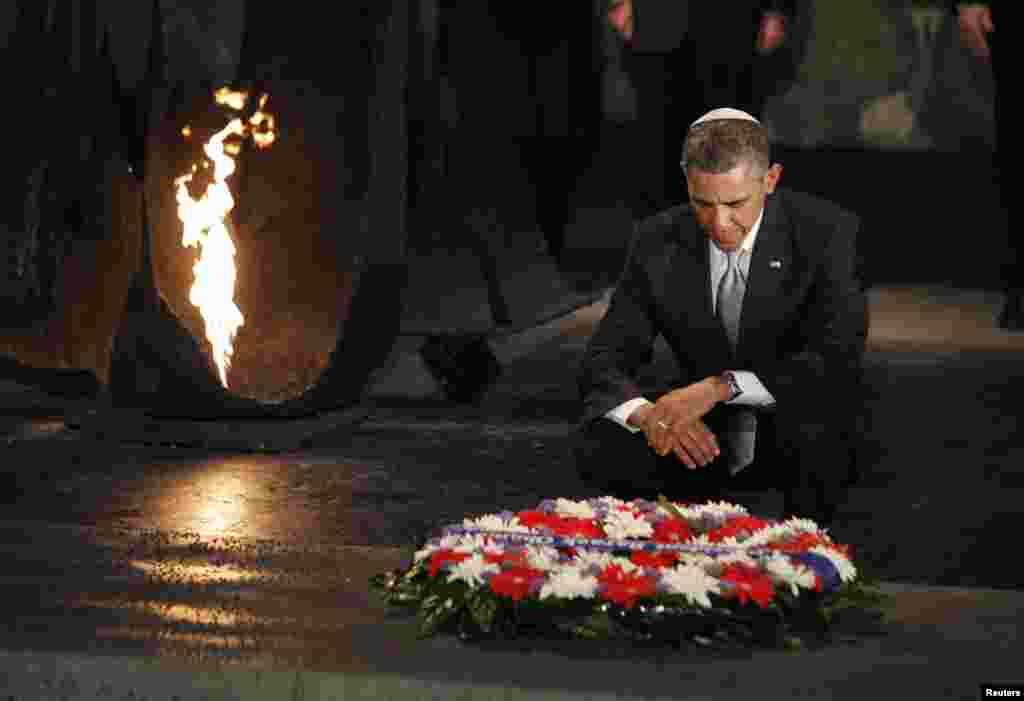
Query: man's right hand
[[608, 0, 634, 42], [630, 405, 720, 470], [957, 4, 994, 61], [756, 12, 787, 54]]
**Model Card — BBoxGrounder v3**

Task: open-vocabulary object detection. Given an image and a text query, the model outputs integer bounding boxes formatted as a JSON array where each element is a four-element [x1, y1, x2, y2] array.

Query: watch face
[[724, 372, 741, 399]]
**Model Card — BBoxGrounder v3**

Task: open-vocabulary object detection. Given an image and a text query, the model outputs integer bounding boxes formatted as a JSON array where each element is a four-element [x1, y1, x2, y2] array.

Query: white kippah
[[690, 107, 760, 128]]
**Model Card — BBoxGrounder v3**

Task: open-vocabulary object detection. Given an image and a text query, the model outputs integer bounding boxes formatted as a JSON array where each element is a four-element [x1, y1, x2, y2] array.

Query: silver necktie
[[717, 249, 755, 475], [717, 250, 745, 349]]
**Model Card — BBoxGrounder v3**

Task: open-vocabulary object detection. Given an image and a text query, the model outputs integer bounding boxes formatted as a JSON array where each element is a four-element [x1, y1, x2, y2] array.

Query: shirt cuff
[[725, 371, 776, 407], [604, 397, 654, 433]]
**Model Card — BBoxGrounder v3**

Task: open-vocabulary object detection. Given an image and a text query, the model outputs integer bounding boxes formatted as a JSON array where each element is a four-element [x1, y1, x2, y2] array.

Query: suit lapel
[[738, 195, 793, 361], [663, 211, 733, 362]]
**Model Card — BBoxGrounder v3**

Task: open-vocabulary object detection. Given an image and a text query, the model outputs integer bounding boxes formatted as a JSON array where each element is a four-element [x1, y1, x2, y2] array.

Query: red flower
[[516, 510, 555, 530], [707, 516, 771, 543], [765, 532, 829, 554], [515, 511, 606, 539], [483, 548, 531, 568], [548, 517, 605, 539], [652, 518, 693, 544], [719, 564, 775, 608], [428, 549, 470, 577], [630, 550, 679, 569], [830, 541, 854, 559], [488, 566, 546, 601], [596, 563, 658, 608]]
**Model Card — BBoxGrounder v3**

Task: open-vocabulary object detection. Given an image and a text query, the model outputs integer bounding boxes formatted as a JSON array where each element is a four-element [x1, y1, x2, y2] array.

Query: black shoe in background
[[998, 289, 1024, 331]]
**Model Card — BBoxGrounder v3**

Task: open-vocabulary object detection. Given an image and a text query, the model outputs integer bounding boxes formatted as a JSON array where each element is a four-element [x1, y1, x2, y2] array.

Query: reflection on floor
[[866, 286, 1024, 352]]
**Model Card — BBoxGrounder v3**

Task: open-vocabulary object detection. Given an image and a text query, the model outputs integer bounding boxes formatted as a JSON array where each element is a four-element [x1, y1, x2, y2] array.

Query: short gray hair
[[682, 119, 771, 175]]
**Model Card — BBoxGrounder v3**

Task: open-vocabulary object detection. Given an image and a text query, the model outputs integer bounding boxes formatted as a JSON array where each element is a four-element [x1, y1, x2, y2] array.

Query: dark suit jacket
[[629, 0, 797, 54], [578, 189, 867, 430]]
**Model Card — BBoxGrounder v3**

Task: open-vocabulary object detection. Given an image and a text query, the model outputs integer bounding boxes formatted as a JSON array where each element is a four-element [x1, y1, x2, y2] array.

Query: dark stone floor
[[4, 295, 1023, 591]]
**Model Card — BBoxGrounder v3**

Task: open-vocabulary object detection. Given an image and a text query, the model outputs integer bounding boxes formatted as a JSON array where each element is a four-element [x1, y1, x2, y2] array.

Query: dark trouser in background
[[618, 51, 688, 221], [988, 23, 1020, 330], [574, 401, 850, 526], [620, 23, 765, 223]]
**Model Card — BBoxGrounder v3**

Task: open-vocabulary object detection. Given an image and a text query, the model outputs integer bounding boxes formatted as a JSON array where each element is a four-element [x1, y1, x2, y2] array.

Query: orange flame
[[175, 89, 277, 387]]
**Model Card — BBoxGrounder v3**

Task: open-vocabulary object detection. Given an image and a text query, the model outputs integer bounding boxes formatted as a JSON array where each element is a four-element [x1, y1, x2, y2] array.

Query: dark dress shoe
[[999, 290, 1024, 331]]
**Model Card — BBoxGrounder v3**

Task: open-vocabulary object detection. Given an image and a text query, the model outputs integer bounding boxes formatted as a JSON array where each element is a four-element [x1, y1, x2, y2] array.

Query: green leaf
[[422, 592, 442, 610], [467, 591, 499, 633], [576, 610, 619, 638], [417, 597, 458, 638], [783, 635, 806, 652], [824, 605, 887, 636], [656, 495, 689, 523]]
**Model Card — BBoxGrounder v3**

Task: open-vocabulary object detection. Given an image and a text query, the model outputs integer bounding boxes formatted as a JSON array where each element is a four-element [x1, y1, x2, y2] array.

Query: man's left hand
[[646, 377, 729, 456], [756, 12, 787, 54]]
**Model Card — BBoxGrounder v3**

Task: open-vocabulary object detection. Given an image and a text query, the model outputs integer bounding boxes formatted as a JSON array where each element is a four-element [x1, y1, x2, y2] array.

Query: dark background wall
[[0, 0, 1007, 396]]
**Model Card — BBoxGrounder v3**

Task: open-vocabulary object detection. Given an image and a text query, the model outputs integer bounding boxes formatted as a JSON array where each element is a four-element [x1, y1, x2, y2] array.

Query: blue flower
[[791, 553, 841, 592]]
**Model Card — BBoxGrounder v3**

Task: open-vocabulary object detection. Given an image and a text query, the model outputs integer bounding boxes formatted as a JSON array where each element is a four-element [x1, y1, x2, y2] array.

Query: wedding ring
[[656, 420, 672, 430]]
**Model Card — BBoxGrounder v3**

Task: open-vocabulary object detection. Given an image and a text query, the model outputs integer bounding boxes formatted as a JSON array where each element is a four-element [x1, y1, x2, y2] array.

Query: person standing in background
[[955, 3, 1013, 329], [607, 0, 796, 220], [490, 0, 603, 269]]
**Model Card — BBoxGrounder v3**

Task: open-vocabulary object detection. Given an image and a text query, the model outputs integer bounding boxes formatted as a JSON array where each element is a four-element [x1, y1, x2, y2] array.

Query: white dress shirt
[[605, 208, 777, 433]]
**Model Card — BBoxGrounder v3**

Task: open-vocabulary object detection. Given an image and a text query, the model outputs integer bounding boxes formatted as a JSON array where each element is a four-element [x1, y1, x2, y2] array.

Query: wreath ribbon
[[443, 526, 779, 557]]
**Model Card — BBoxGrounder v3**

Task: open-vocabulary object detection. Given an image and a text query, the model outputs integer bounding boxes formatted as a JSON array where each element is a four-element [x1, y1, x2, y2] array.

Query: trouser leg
[[770, 412, 850, 527], [988, 30, 1020, 330], [621, 52, 686, 219]]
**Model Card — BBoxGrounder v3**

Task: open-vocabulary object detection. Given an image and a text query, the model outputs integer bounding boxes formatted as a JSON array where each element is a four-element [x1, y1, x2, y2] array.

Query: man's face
[[686, 161, 781, 251]]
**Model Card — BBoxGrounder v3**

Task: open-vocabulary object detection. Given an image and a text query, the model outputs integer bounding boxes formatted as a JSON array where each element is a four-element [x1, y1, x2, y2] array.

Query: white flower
[[539, 567, 599, 600], [595, 496, 627, 510], [574, 549, 616, 571], [673, 501, 747, 521], [810, 545, 857, 583], [609, 556, 641, 574], [413, 544, 438, 563], [677, 552, 717, 568], [782, 517, 823, 535], [525, 545, 561, 572], [685, 534, 714, 549], [438, 533, 466, 550], [763, 553, 817, 595], [552, 498, 597, 520], [446, 553, 500, 587], [742, 524, 795, 548], [660, 564, 721, 608], [465, 514, 529, 533], [603, 509, 654, 540]]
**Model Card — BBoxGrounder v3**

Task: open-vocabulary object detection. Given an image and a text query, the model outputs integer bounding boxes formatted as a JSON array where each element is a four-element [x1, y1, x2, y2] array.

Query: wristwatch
[[721, 371, 743, 401]]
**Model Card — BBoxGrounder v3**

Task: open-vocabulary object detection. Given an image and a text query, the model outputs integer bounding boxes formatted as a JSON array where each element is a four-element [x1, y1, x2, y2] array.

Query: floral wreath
[[372, 496, 887, 650]]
